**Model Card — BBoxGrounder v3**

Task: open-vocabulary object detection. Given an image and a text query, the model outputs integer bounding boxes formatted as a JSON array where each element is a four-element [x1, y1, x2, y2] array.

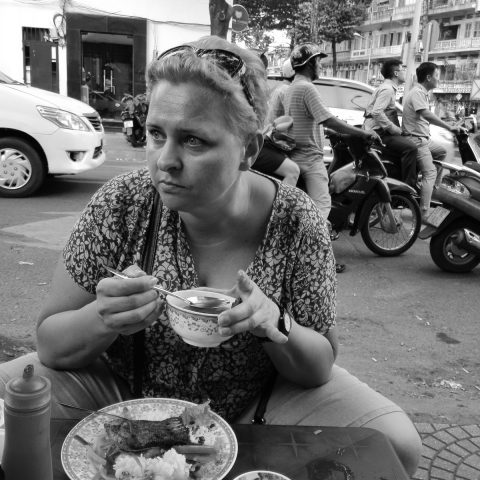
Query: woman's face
[[146, 80, 252, 213]]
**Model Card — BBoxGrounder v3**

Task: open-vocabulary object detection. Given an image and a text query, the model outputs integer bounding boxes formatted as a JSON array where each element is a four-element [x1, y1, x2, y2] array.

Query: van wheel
[[0, 137, 46, 197]]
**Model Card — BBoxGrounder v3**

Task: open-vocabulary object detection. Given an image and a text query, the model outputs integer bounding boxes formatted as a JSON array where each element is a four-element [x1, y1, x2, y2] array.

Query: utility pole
[[421, 0, 431, 63], [404, 0, 423, 96], [311, 0, 319, 43]]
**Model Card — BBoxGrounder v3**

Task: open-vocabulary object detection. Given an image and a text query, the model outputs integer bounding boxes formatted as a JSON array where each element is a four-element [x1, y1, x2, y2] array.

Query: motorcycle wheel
[[429, 219, 480, 273], [0, 137, 46, 197], [360, 192, 421, 256]]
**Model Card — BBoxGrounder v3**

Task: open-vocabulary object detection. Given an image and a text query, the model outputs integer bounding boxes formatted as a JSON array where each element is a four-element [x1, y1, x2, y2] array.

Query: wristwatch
[[259, 306, 292, 343]]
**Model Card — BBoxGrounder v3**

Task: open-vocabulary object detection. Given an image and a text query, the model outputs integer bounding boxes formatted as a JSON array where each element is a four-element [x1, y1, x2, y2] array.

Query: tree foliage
[[232, 0, 302, 50], [293, 0, 371, 76], [210, 0, 371, 75], [236, 0, 302, 31]]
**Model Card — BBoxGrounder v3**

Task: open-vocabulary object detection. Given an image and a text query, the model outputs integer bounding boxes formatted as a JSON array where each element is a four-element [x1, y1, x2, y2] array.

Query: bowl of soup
[[165, 289, 235, 347]]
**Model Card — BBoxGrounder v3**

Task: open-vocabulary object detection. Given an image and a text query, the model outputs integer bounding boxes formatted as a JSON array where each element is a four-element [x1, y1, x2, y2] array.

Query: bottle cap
[[4, 364, 51, 411]]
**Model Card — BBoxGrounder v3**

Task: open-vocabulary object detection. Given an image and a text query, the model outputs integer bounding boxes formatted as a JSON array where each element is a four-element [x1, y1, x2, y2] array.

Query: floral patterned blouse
[[64, 168, 336, 421]]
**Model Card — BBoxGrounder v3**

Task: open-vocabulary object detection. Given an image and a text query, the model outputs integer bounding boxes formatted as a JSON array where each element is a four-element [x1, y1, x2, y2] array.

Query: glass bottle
[[1, 364, 53, 480]]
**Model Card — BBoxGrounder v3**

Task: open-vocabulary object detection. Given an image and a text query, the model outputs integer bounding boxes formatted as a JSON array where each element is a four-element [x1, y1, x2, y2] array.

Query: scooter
[[381, 115, 478, 192], [326, 131, 421, 256], [120, 93, 148, 147], [418, 157, 480, 273]]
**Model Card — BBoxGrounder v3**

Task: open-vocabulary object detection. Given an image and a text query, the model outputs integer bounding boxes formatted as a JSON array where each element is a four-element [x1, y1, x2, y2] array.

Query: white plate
[[61, 398, 238, 480], [233, 472, 292, 480], [426, 206, 450, 227]]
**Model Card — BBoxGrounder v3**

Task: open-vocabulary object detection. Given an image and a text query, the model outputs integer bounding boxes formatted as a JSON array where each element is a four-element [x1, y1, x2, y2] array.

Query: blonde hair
[[147, 36, 268, 139]]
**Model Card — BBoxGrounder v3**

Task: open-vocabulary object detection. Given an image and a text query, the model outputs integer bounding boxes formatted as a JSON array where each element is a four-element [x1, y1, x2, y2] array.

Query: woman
[[0, 36, 421, 475]]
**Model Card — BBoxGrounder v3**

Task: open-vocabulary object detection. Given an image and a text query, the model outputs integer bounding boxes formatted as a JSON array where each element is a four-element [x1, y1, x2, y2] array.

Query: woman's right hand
[[96, 265, 161, 336]]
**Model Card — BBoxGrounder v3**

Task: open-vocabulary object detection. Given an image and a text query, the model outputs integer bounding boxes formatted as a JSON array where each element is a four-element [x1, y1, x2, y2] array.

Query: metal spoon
[[103, 265, 232, 311], [57, 401, 130, 421]]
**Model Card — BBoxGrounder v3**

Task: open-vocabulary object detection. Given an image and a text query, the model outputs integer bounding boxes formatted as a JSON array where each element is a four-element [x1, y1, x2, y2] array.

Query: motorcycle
[[120, 93, 148, 147], [381, 115, 478, 195], [254, 123, 421, 256], [325, 131, 421, 256], [418, 125, 480, 272]]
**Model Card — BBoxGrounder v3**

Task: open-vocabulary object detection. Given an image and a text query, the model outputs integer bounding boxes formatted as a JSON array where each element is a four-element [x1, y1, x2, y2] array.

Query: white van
[[0, 70, 105, 197]]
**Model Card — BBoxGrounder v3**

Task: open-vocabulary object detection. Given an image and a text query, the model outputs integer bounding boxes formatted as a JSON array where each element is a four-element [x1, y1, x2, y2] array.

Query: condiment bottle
[[1, 364, 53, 480]]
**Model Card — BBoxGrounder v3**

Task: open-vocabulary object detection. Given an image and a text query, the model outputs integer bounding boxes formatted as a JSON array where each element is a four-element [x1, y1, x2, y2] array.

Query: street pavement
[[414, 423, 480, 480], [1, 132, 479, 479]]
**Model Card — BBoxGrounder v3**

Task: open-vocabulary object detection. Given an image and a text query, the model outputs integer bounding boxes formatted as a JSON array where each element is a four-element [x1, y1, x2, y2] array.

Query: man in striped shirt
[[269, 43, 380, 220]]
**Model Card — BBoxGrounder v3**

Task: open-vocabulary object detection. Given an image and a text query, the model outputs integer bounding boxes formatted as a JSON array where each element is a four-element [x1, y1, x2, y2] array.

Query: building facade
[[0, 0, 211, 120], [318, 0, 480, 116]]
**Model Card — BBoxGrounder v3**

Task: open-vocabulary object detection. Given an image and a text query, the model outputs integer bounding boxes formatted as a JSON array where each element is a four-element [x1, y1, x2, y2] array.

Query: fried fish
[[104, 416, 190, 452]]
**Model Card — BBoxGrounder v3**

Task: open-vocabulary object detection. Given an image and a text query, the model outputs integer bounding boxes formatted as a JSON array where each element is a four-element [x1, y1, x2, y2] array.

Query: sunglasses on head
[[156, 45, 255, 110]]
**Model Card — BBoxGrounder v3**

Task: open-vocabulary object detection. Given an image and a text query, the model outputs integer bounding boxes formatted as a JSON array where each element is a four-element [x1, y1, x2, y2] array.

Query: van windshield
[[0, 71, 23, 85]]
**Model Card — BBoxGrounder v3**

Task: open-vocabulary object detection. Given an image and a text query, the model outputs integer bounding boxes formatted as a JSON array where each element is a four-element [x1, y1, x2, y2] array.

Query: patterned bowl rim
[[166, 290, 236, 317]]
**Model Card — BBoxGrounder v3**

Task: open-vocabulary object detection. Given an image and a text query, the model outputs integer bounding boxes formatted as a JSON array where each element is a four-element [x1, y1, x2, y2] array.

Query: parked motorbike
[[120, 93, 148, 147], [418, 126, 480, 272], [325, 131, 421, 256]]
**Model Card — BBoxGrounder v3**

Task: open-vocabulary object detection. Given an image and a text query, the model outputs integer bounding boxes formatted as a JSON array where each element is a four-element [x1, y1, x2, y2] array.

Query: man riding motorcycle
[[363, 59, 418, 189], [402, 62, 467, 222], [268, 43, 381, 219], [265, 43, 381, 273]]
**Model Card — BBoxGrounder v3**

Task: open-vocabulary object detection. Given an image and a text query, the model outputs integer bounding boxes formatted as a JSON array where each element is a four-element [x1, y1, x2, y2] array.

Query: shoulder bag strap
[[133, 191, 161, 397], [252, 371, 277, 425]]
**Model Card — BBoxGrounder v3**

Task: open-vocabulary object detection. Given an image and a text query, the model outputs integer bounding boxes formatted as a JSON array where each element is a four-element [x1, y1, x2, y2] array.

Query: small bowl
[[233, 471, 292, 480], [166, 289, 235, 347]]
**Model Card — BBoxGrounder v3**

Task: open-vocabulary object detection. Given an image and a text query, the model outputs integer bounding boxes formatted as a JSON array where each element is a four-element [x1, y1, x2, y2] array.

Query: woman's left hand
[[217, 270, 288, 344]]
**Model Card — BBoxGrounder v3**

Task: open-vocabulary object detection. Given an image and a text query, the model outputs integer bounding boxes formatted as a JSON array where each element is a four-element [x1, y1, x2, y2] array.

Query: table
[[45, 418, 409, 480]]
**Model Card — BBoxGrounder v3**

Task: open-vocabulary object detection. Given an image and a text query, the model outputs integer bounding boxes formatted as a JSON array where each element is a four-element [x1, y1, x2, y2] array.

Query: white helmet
[[282, 59, 295, 79]]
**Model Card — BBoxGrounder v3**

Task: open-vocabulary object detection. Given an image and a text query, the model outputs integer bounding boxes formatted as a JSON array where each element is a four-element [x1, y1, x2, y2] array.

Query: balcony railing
[[369, 5, 415, 24], [431, 37, 480, 52], [430, 0, 475, 13], [352, 44, 402, 60], [391, 5, 416, 21], [434, 81, 473, 93], [366, 1, 473, 26], [322, 50, 351, 60]]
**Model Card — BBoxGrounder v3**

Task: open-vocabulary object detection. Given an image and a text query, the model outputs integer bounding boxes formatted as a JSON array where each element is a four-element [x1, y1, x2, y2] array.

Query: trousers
[[0, 353, 421, 474], [0, 353, 402, 426], [404, 136, 446, 211], [295, 156, 331, 220], [379, 134, 418, 188]]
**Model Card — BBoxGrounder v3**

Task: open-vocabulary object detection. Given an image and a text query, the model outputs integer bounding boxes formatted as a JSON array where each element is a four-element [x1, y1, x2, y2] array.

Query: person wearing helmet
[[252, 58, 300, 185], [265, 59, 296, 126], [270, 42, 381, 220]]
